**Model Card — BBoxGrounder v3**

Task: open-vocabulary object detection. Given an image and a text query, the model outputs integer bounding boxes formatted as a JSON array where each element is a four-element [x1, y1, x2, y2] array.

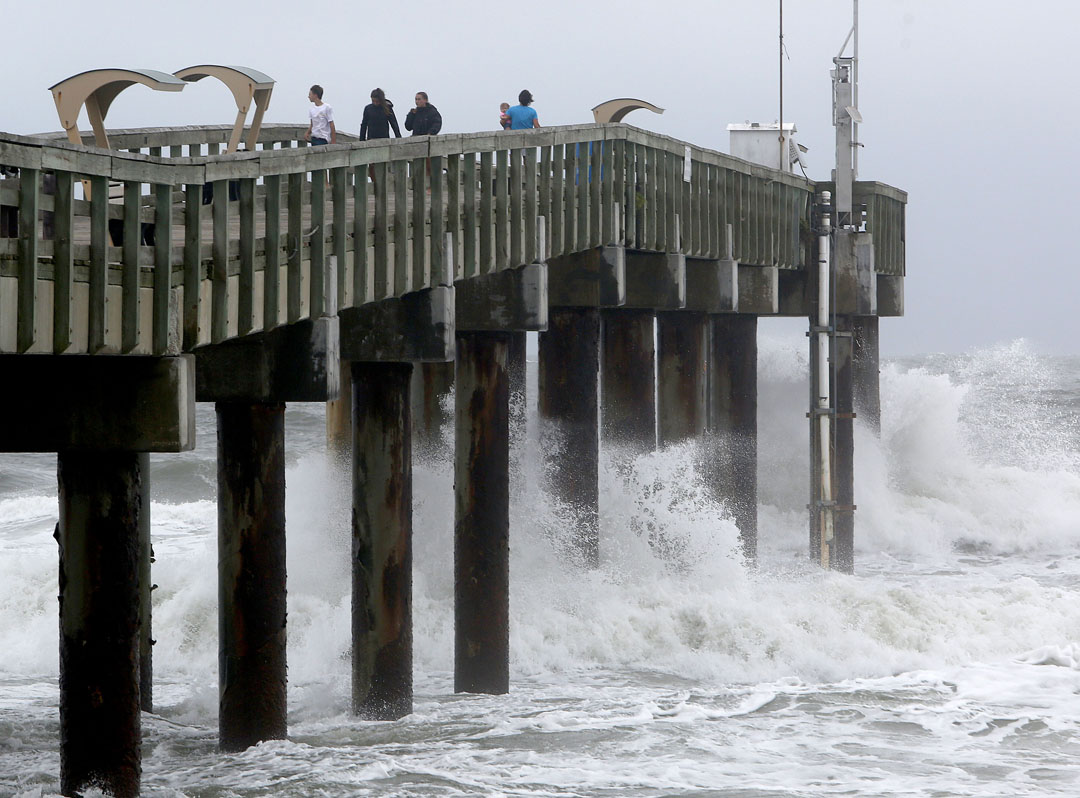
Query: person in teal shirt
[[506, 90, 540, 130]]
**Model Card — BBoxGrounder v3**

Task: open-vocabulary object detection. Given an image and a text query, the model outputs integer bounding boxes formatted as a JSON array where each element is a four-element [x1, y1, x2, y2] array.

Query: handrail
[[0, 122, 903, 357]]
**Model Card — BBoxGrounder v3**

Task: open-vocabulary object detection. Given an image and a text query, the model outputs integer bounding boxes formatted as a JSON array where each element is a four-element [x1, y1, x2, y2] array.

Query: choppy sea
[[2, 336, 1080, 797]]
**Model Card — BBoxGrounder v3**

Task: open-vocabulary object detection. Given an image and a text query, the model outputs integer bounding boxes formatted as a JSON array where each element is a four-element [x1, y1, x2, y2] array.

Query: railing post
[[17, 168, 39, 353]]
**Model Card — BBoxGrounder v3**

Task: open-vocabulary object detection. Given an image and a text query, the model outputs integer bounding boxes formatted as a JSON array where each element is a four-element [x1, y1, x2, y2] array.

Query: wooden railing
[[0, 122, 893, 356]]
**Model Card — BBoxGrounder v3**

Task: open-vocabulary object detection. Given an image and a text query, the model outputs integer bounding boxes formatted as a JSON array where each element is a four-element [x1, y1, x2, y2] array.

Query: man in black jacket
[[404, 92, 442, 136]]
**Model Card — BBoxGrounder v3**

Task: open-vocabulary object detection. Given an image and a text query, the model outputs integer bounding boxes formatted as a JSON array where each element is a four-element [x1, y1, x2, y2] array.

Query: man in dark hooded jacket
[[404, 92, 442, 136]]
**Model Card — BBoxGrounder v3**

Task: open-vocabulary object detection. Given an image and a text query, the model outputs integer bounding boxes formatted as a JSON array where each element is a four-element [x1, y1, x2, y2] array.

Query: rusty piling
[[351, 362, 414, 719], [706, 315, 758, 561], [538, 307, 601, 568], [656, 311, 708, 447], [601, 308, 656, 455], [852, 315, 881, 436], [454, 331, 511, 694], [216, 402, 288, 751], [58, 450, 142, 798]]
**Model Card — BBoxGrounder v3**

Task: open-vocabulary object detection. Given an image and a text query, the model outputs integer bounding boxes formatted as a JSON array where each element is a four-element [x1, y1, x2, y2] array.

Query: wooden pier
[[0, 119, 905, 796]]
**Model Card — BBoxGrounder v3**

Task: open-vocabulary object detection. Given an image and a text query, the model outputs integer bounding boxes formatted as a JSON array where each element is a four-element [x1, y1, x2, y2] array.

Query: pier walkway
[[0, 120, 905, 796]]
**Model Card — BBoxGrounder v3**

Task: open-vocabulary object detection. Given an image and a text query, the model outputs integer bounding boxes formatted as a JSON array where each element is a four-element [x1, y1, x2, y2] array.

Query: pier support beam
[[454, 331, 511, 694], [138, 452, 153, 713], [656, 311, 708, 447], [539, 307, 601, 567], [58, 450, 142, 798], [327, 358, 353, 460], [810, 319, 856, 573], [601, 308, 656, 455], [216, 402, 288, 751], [832, 318, 856, 573], [706, 315, 758, 560], [411, 361, 454, 460], [351, 363, 414, 719], [852, 316, 881, 435], [341, 284, 454, 719]]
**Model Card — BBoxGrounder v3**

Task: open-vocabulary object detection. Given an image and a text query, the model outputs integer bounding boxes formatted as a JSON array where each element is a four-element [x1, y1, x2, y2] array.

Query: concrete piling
[[852, 315, 881, 436], [411, 361, 454, 460], [58, 450, 142, 798], [216, 402, 288, 751], [706, 315, 758, 560], [656, 311, 708, 447], [326, 358, 353, 460], [454, 331, 511, 694], [137, 452, 153, 713], [351, 362, 414, 719], [538, 307, 601, 568], [601, 308, 656, 455]]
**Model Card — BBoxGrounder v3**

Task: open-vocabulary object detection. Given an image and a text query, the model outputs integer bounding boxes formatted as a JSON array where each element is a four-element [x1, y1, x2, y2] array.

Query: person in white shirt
[[304, 85, 336, 145]]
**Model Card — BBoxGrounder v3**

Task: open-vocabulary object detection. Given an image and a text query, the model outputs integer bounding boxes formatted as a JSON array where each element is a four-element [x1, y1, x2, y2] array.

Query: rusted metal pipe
[[706, 315, 758, 561], [216, 402, 288, 751], [601, 308, 656, 456], [454, 331, 511, 694], [58, 450, 142, 798], [656, 311, 708, 447], [538, 307, 600, 568], [352, 362, 414, 719]]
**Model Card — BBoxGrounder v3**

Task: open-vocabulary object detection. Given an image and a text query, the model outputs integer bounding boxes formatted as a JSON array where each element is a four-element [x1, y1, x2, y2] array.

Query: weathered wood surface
[[0, 122, 905, 355]]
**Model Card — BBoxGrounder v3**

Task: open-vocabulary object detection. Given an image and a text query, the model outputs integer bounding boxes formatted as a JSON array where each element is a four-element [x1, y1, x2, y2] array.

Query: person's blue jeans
[[311, 137, 328, 145]]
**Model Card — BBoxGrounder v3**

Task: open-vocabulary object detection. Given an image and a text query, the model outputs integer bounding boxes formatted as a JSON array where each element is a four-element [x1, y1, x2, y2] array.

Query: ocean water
[[2, 336, 1080, 797]]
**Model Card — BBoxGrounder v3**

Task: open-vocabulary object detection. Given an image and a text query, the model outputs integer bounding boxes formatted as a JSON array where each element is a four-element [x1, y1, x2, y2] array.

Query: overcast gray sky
[[4, 0, 1078, 355]]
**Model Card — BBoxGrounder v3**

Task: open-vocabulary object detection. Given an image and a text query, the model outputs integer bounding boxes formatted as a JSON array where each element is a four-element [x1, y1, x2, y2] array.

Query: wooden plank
[[352, 167, 369, 303], [430, 155, 445, 284], [411, 157, 427, 290], [373, 162, 389, 298], [183, 183, 201, 350], [463, 155, 477, 278], [524, 147, 537, 264], [564, 144, 577, 254], [479, 151, 493, 275], [332, 166, 347, 307], [589, 139, 602, 248], [659, 149, 671, 252], [539, 146, 551, 259], [287, 172, 303, 321], [122, 180, 141, 352], [707, 163, 719, 258], [550, 144, 564, 258], [263, 174, 281, 328], [393, 159, 408, 295], [447, 154, 461, 280], [153, 184, 173, 354], [496, 149, 510, 271], [576, 142, 589, 252], [211, 179, 229, 343], [646, 145, 658, 251], [632, 143, 645, 249], [606, 138, 620, 245], [53, 171, 74, 353], [310, 170, 326, 317], [87, 176, 109, 353], [509, 148, 522, 268], [17, 168, 39, 352], [694, 161, 705, 256], [238, 177, 255, 335]]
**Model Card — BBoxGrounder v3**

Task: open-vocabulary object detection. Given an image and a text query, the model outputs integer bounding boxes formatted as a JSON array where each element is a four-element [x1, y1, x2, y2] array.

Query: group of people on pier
[[304, 86, 541, 145]]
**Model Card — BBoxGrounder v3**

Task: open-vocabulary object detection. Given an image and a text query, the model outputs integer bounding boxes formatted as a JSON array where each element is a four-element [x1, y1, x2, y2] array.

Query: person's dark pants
[[311, 137, 328, 145]]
